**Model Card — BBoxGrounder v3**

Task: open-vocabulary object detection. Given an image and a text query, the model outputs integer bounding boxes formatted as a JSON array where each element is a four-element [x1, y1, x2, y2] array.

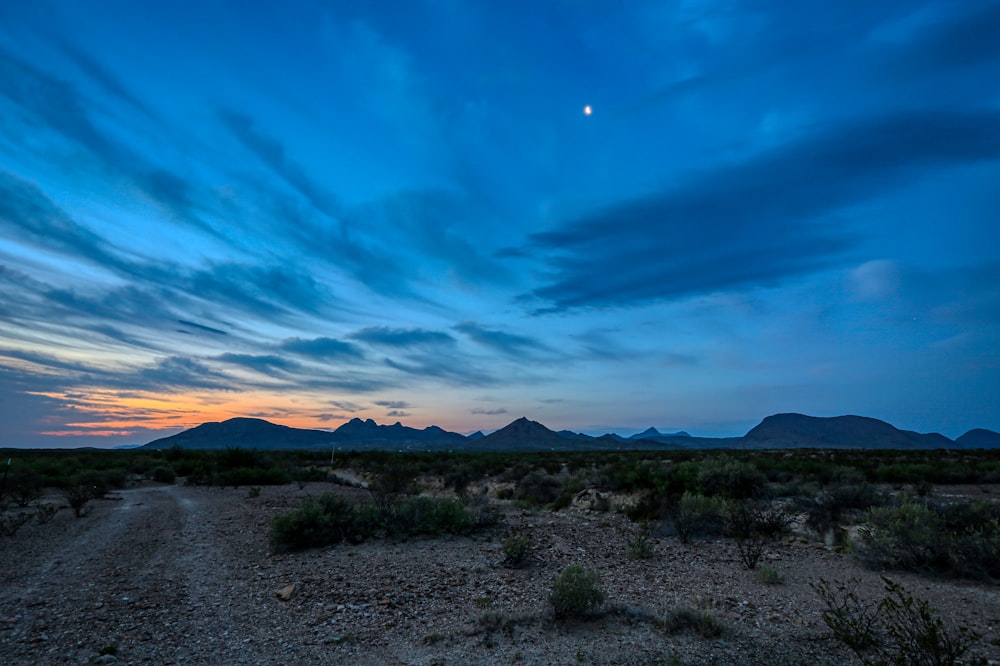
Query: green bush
[[659, 605, 725, 638], [151, 466, 176, 484], [670, 492, 729, 543], [813, 577, 983, 666], [697, 456, 767, 500], [270, 492, 486, 552], [627, 522, 655, 560], [550, 564, 605, 619], [270, 494, 362, 551], [806, 483, 888, 534], [858, 500, 1000, 579], [515, 469, 564, 506], [502, 532, 534, 568]]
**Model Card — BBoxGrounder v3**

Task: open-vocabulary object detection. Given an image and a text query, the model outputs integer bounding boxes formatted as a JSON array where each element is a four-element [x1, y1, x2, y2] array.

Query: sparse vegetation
[[64, 482, 96, 518], [502, 531, 535, 568], [550, 564, 605, 620], [725, 499, 790, 569], [659, 601, 725, 638], [626, 521, 655, 559], [755, 565, 785, 585], [670, 491, 728, 543], [857, 500, 1000, 579], [270, 491, 491, 552], [813, 577, 984, 666]]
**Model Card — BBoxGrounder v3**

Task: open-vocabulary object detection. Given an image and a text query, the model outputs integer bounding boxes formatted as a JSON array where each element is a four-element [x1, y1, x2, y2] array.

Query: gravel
[[2, 481, 998, 665]]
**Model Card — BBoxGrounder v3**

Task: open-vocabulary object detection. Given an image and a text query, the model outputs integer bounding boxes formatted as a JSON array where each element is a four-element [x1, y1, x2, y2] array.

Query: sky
[[1, 0, 998, 448]]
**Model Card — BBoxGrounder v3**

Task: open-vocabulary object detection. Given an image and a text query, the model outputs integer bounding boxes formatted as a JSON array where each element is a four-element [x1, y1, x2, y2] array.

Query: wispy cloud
[[454, 321, 549, 356], [351, 326, 455, 348], [528, 109, 1000, 311], [280, 337, 364, 360]]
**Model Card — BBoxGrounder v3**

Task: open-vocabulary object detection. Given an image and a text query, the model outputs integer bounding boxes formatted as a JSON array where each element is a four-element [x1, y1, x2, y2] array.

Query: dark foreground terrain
[[2, 479, 998, 665]]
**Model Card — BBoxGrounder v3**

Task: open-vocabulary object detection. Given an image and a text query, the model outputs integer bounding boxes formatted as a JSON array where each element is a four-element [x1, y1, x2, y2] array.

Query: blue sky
[[1, 0, 998, 447]]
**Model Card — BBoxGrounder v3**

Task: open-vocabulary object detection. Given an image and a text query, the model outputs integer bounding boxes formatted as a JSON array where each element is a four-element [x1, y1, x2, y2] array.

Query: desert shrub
[[725, 499, 790, 569], [151, 466, 176, 484], [270, 493, 486, 552], [64, 483, 95, 518], [515, 469, 563, 506], [755, 565, 784, 585], [858, 500, 1000, 579], [551, 473, 587, 511], [806, 483, 888, 534], [550, 564, 605, 619], [670, 492, 729, 543], [270, 494, 361, 551], [812, 577, 983, 666], [34, 503, 58, 524], [659, 602, 725, 638], [216, 446, 260, 471], [387, 496, 474, 536], [8, 468, 42, 507], [1, 508, 34, 536], [627, 522, 655, 560], [502, 532, 535, 568], [216, 466, 291, 488], [697, 456, 767, 500]]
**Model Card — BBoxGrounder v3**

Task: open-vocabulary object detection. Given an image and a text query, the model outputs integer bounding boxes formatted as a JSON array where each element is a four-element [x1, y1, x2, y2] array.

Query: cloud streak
[[528, 109, 1000, 310]]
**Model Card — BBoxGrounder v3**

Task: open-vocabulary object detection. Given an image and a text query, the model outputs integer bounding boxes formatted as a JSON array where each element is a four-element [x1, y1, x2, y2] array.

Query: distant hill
[[138, 413, 992, 452], [142, 418, 334, 450], [475, 417, 570, 451], [954, 428, 1000, 449], [628, 427, 691, 440], [742, 413, 953, 449], [330, 418, 467, 449]]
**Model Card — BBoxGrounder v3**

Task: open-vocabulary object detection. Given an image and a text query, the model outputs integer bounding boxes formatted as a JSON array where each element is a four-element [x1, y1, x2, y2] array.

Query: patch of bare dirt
[[2, 483, 998, 665]]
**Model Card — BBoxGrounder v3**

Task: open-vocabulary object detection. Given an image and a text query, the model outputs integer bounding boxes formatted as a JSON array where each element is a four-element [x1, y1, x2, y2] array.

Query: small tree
[[64, 484, 95, 518], [726, 499, 789, 569]]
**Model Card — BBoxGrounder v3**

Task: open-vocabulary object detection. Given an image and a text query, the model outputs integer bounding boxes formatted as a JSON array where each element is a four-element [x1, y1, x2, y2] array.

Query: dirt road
[[0, 485, 339, 665]]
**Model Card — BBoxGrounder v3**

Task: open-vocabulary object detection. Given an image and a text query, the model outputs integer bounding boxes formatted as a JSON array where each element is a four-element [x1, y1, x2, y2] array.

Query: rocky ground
[[2, 480, 998, 665]]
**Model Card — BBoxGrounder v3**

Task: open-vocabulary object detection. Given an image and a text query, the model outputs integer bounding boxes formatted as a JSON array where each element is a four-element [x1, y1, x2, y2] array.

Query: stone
[[275, 585, 296, 602]]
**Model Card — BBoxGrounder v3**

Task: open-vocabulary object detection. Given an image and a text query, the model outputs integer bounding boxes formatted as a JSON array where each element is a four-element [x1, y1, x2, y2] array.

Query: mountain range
[[140, 413, 1000, 452]]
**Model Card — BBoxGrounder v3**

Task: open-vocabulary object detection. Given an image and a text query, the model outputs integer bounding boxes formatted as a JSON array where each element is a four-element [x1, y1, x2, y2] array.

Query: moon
[[583, 105, 592, 116]]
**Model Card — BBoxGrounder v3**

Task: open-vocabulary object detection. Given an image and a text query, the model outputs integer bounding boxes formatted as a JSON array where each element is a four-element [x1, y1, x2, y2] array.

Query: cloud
[[471, 407, 507, 415], [0, 172, 127, 270], [454, 321, 548, 356], [351, 326, 455, 348], [280, 336, 364, 360], [137, 356, 233, 392], [383, 356, 494, 386], [527, 109, 1000, 311], [184, 262, 329, 317], [177, 320, 229, 336], [375, 400, 410, 409], [0, 50, 208, 230], [220, 111, 342, 219], [386, 410, 410, 417], [329, 400, 364, 412], [881, 1, 1000, 73], [215, 353, 299, 376]]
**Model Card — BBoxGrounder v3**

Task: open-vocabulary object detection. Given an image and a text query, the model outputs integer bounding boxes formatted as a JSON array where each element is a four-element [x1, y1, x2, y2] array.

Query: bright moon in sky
[[583, 105, 592, 115]]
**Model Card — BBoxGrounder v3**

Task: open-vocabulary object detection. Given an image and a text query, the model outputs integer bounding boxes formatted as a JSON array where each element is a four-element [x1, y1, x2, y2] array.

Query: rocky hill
[[742, 413, 953, 449]]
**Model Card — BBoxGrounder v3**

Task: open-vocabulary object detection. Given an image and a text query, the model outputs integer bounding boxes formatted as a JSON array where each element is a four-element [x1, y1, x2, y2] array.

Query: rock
[[275, 585, 296, 602]]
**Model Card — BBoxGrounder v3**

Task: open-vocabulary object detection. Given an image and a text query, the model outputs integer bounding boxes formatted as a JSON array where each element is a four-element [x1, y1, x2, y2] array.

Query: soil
[[2, 481, 998, 665]]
